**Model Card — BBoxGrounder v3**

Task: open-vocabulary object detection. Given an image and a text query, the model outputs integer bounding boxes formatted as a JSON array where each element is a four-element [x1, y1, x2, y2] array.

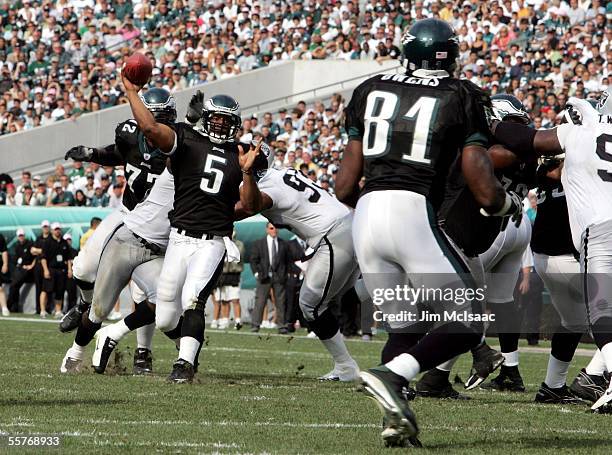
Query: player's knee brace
[[307, 309, 339, 340]]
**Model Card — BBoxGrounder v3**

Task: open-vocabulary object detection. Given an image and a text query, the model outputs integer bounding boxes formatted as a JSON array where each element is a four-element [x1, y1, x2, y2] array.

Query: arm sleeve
[[461, 83, 492, 148], [90, 143, 126, 166], [344, 83, 366, 141]]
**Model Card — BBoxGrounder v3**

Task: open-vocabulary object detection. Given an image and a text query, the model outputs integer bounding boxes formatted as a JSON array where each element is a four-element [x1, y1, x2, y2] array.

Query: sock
[[498, 332, 520, 354], [550, 330, 582, 362], [136, 323, 156, 350], [437, 356, 458, 372], [179, 336, 201, 365], [502, 350, 519, 367], [381, 324, 428, 363], [69, 341, 85, 360], [320, 330, 354, 365], [544, 354, 570, 389], [74, 311, 101, 347], [600, 342, 612, 375], [585, 350, 607, 376], [125, 302, 156, 330], [386, 353, 421, 381], [106, 320, 131, 341]]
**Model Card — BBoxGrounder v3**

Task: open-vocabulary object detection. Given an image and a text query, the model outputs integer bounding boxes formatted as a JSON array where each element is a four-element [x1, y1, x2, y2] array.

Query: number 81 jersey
[[344, 72, 492, 210], [257, 168, 351, 249]]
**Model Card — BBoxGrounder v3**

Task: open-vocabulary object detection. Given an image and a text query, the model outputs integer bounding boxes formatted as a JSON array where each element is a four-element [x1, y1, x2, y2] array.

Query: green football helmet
[[401, 18, 459, 73]]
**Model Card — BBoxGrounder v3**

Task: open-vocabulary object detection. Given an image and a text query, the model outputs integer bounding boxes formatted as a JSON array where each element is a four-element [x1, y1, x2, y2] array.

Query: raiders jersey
[[168, 123, 243, 236], [556, 122, 612, 250], [123, 169, 174, 248], [114, 120, 168, 211], [257, 168, 351, 248], [531, 179, 576, 257], [344, 72, 492, 210]]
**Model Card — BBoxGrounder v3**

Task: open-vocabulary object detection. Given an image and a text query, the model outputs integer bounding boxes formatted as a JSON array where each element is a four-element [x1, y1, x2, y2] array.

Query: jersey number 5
[[596, 134, 612, 182], [200, 155, 226, 194], [363, 90, 439, 165]]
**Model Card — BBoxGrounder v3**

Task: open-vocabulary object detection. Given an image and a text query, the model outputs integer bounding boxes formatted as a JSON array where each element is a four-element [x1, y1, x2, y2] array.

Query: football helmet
[[139, 88, 177, 125], [251, 139, 274, 180], [491, 94, 531, 125], [202, 94, 242, 143], [400, 18, 459, 73], [596, 89, 611, 116]]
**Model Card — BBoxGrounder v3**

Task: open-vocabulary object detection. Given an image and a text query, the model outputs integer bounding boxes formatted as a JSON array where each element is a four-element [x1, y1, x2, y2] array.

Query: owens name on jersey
[[168, 123, 243, 236], [344, 72, 492, 210]]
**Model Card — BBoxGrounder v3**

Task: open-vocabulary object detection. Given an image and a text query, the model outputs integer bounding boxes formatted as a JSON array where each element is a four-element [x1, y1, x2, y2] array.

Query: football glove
[[186, 90, 205, 125], [65, 145, 94, 161], [480, 191, 523, 228]]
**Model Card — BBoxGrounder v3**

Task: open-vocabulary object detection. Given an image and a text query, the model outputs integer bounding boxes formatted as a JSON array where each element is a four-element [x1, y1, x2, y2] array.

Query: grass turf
[[0, 317, 610, 454]]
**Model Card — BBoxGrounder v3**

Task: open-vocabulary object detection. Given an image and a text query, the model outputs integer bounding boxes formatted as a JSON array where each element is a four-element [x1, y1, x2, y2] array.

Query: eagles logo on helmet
[[491, 94, 531, 125], [139, 88, 177, 125]]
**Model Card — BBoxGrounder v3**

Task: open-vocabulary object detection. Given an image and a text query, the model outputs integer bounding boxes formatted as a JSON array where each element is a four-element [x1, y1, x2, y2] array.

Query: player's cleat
[[168, 359, 195, 384], [591, 378, 612, 412], [416, 370, 471, 400], [318, 361, 360, 382], [570, 369, 608, 403], [92, 328, 118, 374], [40, 311, 48, 319], [2, 307, 10, 317], [464, 343, 505, 390], [306, 331, 318, 339], [360, 367, 419, 445], [133, 348, 153, 375], [59, 302, 89, 333], [60, 348, 83, 374], [481, 365, 526, 392], [534, 383, 585, 405], [381, 416, 423, 448], [234, 320, 242, 331]]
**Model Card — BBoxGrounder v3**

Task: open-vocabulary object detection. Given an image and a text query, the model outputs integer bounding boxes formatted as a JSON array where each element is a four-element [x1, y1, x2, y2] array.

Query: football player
[[237, 144, 361, 382], [492, 89, 612, 412], [122, 72, 247, 384], [336, 18, 521, 446]]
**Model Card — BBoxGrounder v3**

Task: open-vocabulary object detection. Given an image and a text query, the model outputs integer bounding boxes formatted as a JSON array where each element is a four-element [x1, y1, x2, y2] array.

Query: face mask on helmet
[[202, 95, 242, 144]]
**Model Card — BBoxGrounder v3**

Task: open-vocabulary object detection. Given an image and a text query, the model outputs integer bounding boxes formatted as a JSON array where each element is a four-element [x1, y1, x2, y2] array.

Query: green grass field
[[0, 317, 610, 454]]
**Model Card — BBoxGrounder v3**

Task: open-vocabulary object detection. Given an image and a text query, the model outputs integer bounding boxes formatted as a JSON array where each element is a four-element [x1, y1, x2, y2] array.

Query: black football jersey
[[495, 159, 537, 200], [114, 120, 168, 211], [344, 72, 492, 210], [531, 179, 576, 257], [169, 123, 243, 236]]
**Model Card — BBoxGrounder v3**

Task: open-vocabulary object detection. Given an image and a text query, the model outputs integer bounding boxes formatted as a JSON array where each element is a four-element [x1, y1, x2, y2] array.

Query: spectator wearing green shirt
[[27, 49, 49, 76], [47, 182, 74, 207]]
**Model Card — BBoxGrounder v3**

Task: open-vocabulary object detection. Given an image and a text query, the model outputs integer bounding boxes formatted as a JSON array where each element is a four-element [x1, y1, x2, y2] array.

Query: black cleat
[[235, 321, 243, 331], [534, 383, 585, 405], [464, 342, 505, 390], [92, 330, 118, 374], [382, 416, 423, 448], [59, 302, 90, 333], [481, 365, 526, 392], [360, 366, 419, 446], [168, 359, 195, 384], [133, 348, 153, 375], [416, 369, 471, 400], [570, 369, 608, 403]]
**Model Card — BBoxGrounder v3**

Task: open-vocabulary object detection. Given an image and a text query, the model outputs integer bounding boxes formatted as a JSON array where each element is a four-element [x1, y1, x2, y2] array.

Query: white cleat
[[318, 361, 360, 382], [591, 379, 612, 412], [306, 331, 318, 339], [60, 348, 83, 374], [2, 307, 10, 317]]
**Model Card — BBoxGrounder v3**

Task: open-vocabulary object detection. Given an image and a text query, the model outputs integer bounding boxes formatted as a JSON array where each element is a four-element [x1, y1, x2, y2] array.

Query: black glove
[[186, 90, 205, 125], [65, 145, 94, 161]]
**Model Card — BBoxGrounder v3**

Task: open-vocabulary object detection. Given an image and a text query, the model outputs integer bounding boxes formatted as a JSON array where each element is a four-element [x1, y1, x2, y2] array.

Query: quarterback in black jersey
[[336, 18, 521, 448], [123, 72, 247, 384], [59, 88, 177, 335]]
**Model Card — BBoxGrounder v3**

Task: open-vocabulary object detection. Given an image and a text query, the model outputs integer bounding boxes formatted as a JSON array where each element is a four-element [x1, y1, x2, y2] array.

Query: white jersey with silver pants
[[581, 219, 612, 327]]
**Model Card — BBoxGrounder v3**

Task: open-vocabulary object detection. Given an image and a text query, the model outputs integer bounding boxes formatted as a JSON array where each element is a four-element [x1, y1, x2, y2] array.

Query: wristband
[[242, 169, 252, 175]]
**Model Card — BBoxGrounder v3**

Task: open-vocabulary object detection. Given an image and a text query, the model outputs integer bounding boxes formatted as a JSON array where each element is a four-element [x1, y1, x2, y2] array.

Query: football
[[123, 53, 153, 87]]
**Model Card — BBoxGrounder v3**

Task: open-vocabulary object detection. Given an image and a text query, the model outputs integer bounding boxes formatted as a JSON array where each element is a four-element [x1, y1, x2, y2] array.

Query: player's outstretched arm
[[65, 144, 124, 166], [492, 120, 564, 157], [122, 71, 175, 153], [238, 140, 273, 214], [335, 139, 363, 208]]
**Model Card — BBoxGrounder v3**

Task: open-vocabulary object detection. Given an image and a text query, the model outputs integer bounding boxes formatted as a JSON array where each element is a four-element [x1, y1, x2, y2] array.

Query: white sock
[[70, 341, 85, 359], [600, 343, 612, 375], [106, 320, 131, 341], [386, 353, 421, 381], [586, 350, 607, 376], [502, 350, 519, 367], [544, 354, 570, 389], [437, 356, 458, 372], [179, 336, 201, 365], [136, 323, 155, 350], [321, 331, 354, 365]]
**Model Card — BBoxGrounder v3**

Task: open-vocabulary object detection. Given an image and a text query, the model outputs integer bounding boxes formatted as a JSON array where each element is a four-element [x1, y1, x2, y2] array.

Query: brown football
[[123, 53, 153, 86]]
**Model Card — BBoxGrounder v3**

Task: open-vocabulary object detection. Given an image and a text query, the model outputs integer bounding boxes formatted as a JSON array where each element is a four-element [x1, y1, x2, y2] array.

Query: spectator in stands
[[80, 217, 101, 249], [90, 184, 109, 207], [73, 189, 88, 207], [7, 228, 35, 314], [31, 182, 48, 206], [39, 222, 71, 319], [47, 182, 75, 207]]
